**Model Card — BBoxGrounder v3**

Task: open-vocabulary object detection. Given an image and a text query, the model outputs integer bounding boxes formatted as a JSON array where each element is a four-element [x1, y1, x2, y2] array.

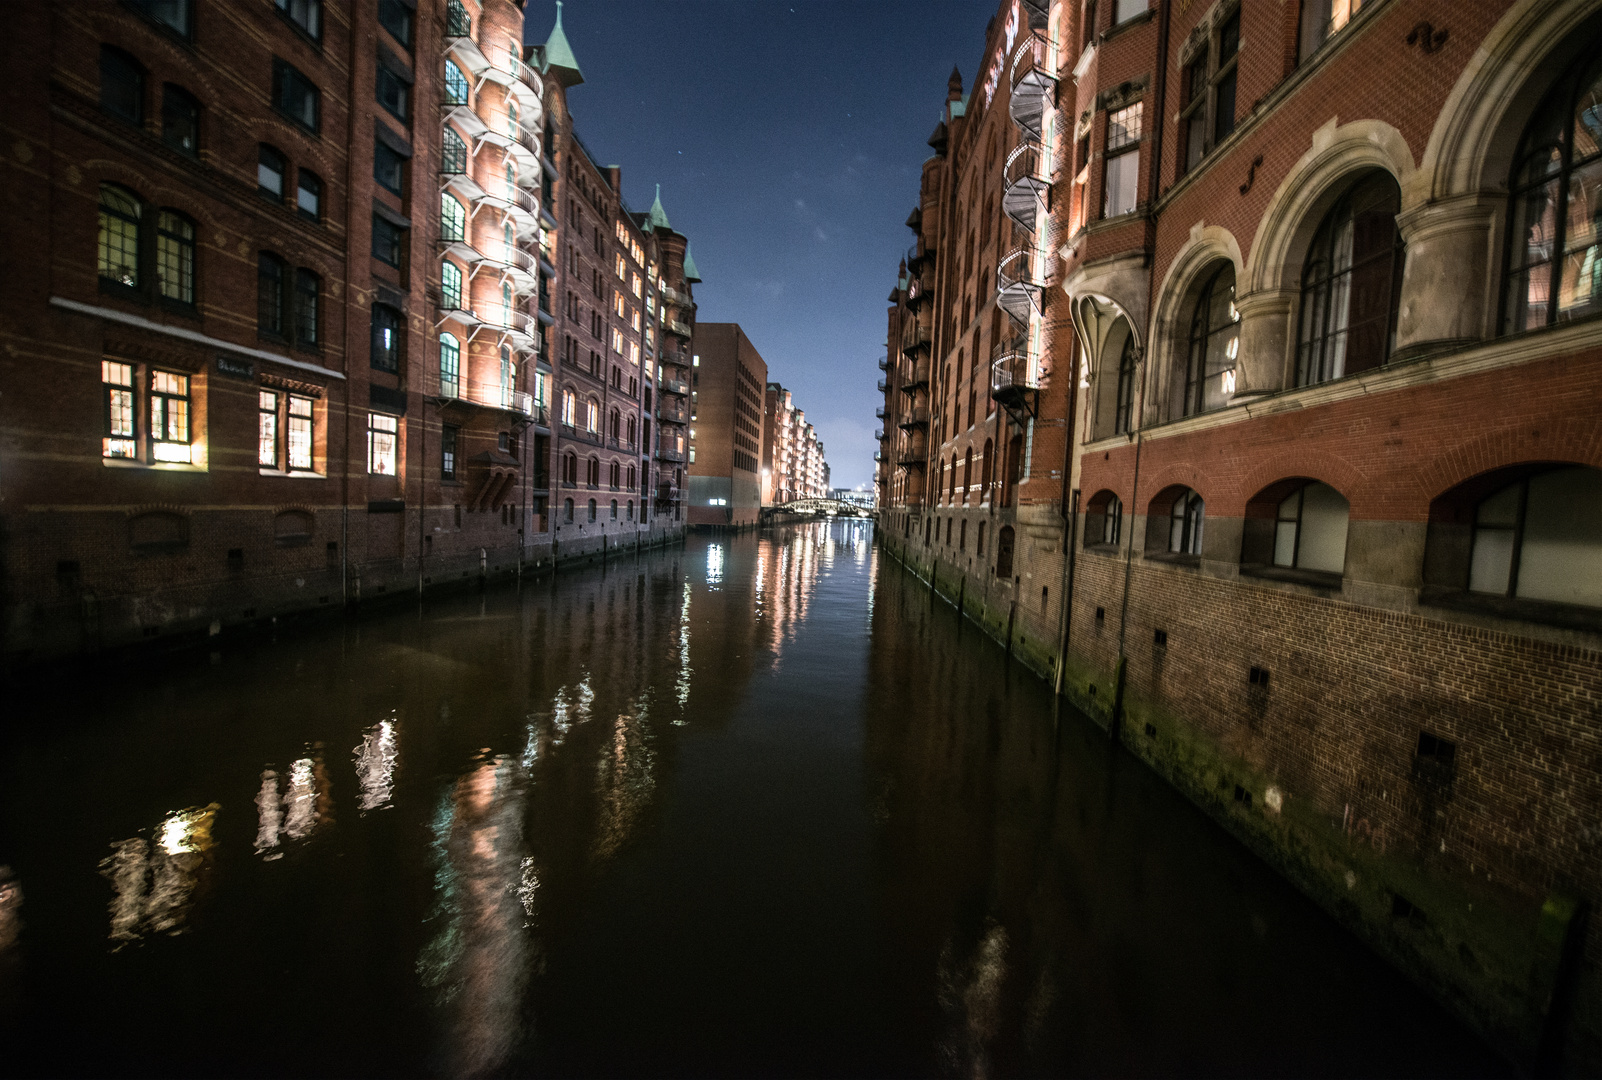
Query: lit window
[[99, 185, 141, 289], [444, 62, 469, 107], [1470, 467, 1602, 607], [288, 395, 313, 470], [1180, 262, 1239, 415], [561, 389, 576, 426], [1300, 0, 1363, 60], [1273, 483, 1349, 573], [441, 261, 462, 311], [441, 195, 466, 243], [258, 145, 286, 199], [1102, 103, 1141, 219], [439, 332, 460, 397], [1168, 489, 1204, 555], [615, 254, 626, 278], [297, 170, 322, 221], [150, 371, 191, 463], [259, 390, 280, 468], [102, 360, 136, 459], [368, 413, 398, 475], [441, 423, 458, 480], [611, 328, 624, 353], [585, 399, 598, 432]]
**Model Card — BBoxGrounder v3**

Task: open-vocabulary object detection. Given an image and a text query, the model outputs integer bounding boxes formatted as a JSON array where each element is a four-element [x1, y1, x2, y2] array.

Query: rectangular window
[[296, 171, 322, 221], [276, 0, 322, 40], [258, 254, 285, 337], [372, 214, 404, 267], [258, 145, 286, 199], [150, 370, 190, 462], [1213, 14, 1240, 145], [161, 84, 199, 156], [368, 413, 398, 475], [374, 140, 406, 196], [288, 395, 314, 470], [295, 269, 319, 347], [272, 60, 320, 134], [1102, 103, 1142, 219], [611, 327, 624, 353], [377, 0, 413, 48], [103, 360, 136, 459], [100, 46, 144, 124], [371, 305, 402, 371], [130, 0, 194, 38], [1113, 0, 1145, 23], [259, 390, 280, 468], [376, 61, 410, 122], [441, 423, 458, 479]]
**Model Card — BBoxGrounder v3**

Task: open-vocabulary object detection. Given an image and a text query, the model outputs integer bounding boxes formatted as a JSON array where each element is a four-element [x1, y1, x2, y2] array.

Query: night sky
[[524, 0, 994, 490]]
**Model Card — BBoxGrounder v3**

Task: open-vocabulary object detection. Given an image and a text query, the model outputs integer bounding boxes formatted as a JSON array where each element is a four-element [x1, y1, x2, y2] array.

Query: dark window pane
[[129, 0, 192, 37], [441, 127, 466, 174], [274, 60, 320, 133], [445, 0, 470, 37], [1213, 68, 1237, 144], [100, 47, 143, 124], [295, 270, 319, 346], [161, 85, 199, 156], [372, 215, 403, 267], [1218, 13, 1239, 63], [378, 0, 413, 48], [376, 64, 409, 121], [374, 141, 405, 194], [276, 0, 321, 40], [258, 254, 285, 336], [258, 145, 285, 198], [156, 210, 195, 305], [296, 170, 322, 220], [371, 304, 402, 371]]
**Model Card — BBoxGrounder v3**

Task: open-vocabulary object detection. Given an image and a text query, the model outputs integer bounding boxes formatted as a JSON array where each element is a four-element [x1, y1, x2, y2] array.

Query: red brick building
[[875, 0, 1602, 1067], [0, 0, 691, 667]]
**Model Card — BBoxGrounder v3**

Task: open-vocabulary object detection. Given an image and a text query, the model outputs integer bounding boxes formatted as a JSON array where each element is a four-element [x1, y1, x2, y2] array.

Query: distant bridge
[[761, 498, 874, 521]]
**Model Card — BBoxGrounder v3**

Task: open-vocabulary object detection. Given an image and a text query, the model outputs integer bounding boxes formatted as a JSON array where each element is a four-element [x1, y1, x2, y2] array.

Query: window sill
[[1419, 586, 1602, 634], [1084, 542, 1123, 557], [1240, 563, 1343, 591], [1144, 550, 1200, 568], [258, 468, 326, 479], [104, 456, 206, 472], [1099, 8, 1155, 44]]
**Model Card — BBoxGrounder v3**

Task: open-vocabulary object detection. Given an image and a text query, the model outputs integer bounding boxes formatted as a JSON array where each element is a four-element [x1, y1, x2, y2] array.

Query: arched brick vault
[[1416, 421, 1602, 504], [1235, 450, 1369, 517]]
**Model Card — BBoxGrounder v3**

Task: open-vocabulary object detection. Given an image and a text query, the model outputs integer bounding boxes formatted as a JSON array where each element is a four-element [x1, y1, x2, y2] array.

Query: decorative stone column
[[1393, 193, 1498, 360], [1231, 288, 1295, 401]]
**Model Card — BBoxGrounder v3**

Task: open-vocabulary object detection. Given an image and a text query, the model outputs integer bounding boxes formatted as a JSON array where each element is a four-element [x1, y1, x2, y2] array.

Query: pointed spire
[[947, 66, 964, 97], [683, 243, 702, 284], [649, 184, 672, 230], [543, 1, 584, 88]]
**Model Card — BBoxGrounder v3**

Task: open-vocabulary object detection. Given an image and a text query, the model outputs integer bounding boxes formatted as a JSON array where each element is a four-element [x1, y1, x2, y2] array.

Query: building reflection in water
[[253, 749, 334, 859], [705, 542, 724, 588], [593, 694, 656, 864], [551, 676, 594, 745], [675, 580, 692, 713], [98, 804, 219, 946], [752, 529, 820, 669], [355, 717, 399, 812], [0, 867, 20, 953], [418, 753, 535, 1078], [937, 920, 1011, 1079]]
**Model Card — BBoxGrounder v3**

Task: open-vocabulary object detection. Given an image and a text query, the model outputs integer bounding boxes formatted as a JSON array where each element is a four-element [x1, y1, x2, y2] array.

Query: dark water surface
[[0, 522, 1508, 1077]]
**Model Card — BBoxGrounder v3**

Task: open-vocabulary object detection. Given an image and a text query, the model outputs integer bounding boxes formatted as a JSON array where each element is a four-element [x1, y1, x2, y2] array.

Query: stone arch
[[1139, 462, 1215, 508], [1244, 118, 1416, 297], [1415, 420, 1602, 507], [1420, 0, 1602, 203], [1233, 450, 1369, 519], [1147, 226, 1243, 420]]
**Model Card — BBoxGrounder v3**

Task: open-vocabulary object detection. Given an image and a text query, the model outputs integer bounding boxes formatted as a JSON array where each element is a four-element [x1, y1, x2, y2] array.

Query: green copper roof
[[683, 243, 702, 283], [649, 184, 671, 231], [543, 1, 583, 87]]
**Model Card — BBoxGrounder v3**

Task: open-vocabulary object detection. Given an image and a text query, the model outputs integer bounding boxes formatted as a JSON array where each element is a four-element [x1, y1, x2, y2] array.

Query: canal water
[[0, 521, 1507, 1077]]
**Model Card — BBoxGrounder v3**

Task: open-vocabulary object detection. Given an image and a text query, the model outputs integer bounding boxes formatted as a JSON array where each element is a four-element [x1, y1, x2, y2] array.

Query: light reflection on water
[[0, 521, 1509, 1078]]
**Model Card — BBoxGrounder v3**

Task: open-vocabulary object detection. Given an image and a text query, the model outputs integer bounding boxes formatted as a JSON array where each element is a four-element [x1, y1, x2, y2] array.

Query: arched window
[[626, 415, 637, 445], [561, 388, 576, 427], [439, 332, 460, 397], [441, 261, 462, 310], [1102, 495, 1122, 546], [586, 455, 599, 486], [1271, 482, 1350, 573], [444, 62, 468, 106], [585, 398, 599, 433], [609, 460, 620, 488], [627, 464, 636, 488], [441, 194, 465, 243], [610, 499, 619, 519], [500, 345, 514, 406], [503, 221, 515, 257], [99, 185, 142, 288], [1504, 51, 1602, 334], [1180, 263, 1239, 416], [505, 160, 517, 196], [561, 451, 577, 484], [507, 99, 519, 140], [156, 210, 194, 304], [1469, 467, 1602, 607], [627, 500, 635, 521], [587, 498, 597, 522], [1297, 172, 1404, 385], [501, 282, 513, 324], [564, 497, 574, 522], [1115, 333, 1136, 434], [963, 449, 974, 495], [1169, 488, 1205, 555], [442, 126, 466, 174], [996, 525, 1016, 578], [609, 408, 621, 440], [981, 438, 993, 491], [977, 520, 987, 555]]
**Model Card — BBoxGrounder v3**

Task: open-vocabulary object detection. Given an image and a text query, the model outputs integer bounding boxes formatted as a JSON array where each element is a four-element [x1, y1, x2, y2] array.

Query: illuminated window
[[1102, 103, 1141, 219], [439, 332, 460, 397], [615, 253, 626, 278], [1469, 467, 1602, 607], [1273, 482, 1349, 573], [368, 412, 398, 475], [611, 327, 624, 353], [441, 194, 465, 243], [631, 273, 642, 298], [441, 424, 458, 480], [1180, 262, 1238, 415], [561, 388, 576, 426], [150, 370, 190, 462], [99, 185, 141, 289], [441, 261, 462, 310], [259, 390, 280, 467], [585, 398, 599, 433], [444, 61, 468, 106], [288, 395, 313, 470], [102, 360, 137, 459], [1298, 172, 1403, 385], [1300, 0, 1363, 61], [371, 304, 402, 372], [1168, 489, 1205, 556]]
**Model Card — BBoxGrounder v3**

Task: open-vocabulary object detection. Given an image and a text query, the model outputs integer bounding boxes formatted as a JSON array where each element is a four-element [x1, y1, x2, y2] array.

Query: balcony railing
[[899, 362, 930, 390], [896, 440, 928, 467], [876, 377, 887, 392], [661, 284, 692, 307], [991, 348, 1040, 400], [664, 316, 693, 338], [657, 445, 686, 462], [1009, 30, 1056, 142], [876, 355, 889, 371], [900, 321, 931, 355], [660, 377, 689, 396], [445, 0, 471, 39], [874, 405, 887, 420], [996, 248, 1045, 326], [658, 401, 688, 423], [897, 406, 930, 429]]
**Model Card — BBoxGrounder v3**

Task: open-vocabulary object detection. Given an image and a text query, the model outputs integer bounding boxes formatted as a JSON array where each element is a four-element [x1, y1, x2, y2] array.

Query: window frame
[[156, 209, 196, 308], [272, 58, 321, 135], [98, 184, 143, 294], [296, 169, 323, 222], [439, 331, 461, 397], [372, 213, 405, 267], [257, 251, 287, 339], [367, 412, 399, 476], [1168, 488, 1205, 557], [371, 303, 403, 372], [375, 56, 411, 123], [441, 423, 459, 480], [258, 144, 287, 201], [103, 360, 138, 459], [99, 46, 145, 126], [294, 268, 320, 348], [1177, 9, 1241, 177], [1180, 262, 1239, 416], [377, 0, 414, 49], [1101, 102, 1142, 220], [1296, 172, 1405, 386], [275, 0, 323, 43], [259, 388, 281, 469], [161, 83, 200, 157], [148, 369, 192, 463]]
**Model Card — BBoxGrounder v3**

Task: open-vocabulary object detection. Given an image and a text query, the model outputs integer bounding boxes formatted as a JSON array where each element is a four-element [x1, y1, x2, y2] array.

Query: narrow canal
[[0, 521, 1507, 1077]]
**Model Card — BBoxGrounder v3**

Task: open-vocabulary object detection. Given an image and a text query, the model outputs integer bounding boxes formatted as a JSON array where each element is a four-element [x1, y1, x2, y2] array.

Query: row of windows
[[557, 453, 640, 492], [560, 498, 640, 525], [1086, 466, 1602, 612]]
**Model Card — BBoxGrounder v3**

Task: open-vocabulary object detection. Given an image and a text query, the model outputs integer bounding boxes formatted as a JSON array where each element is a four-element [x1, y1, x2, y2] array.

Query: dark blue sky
[[524, 0, 993, 489]]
